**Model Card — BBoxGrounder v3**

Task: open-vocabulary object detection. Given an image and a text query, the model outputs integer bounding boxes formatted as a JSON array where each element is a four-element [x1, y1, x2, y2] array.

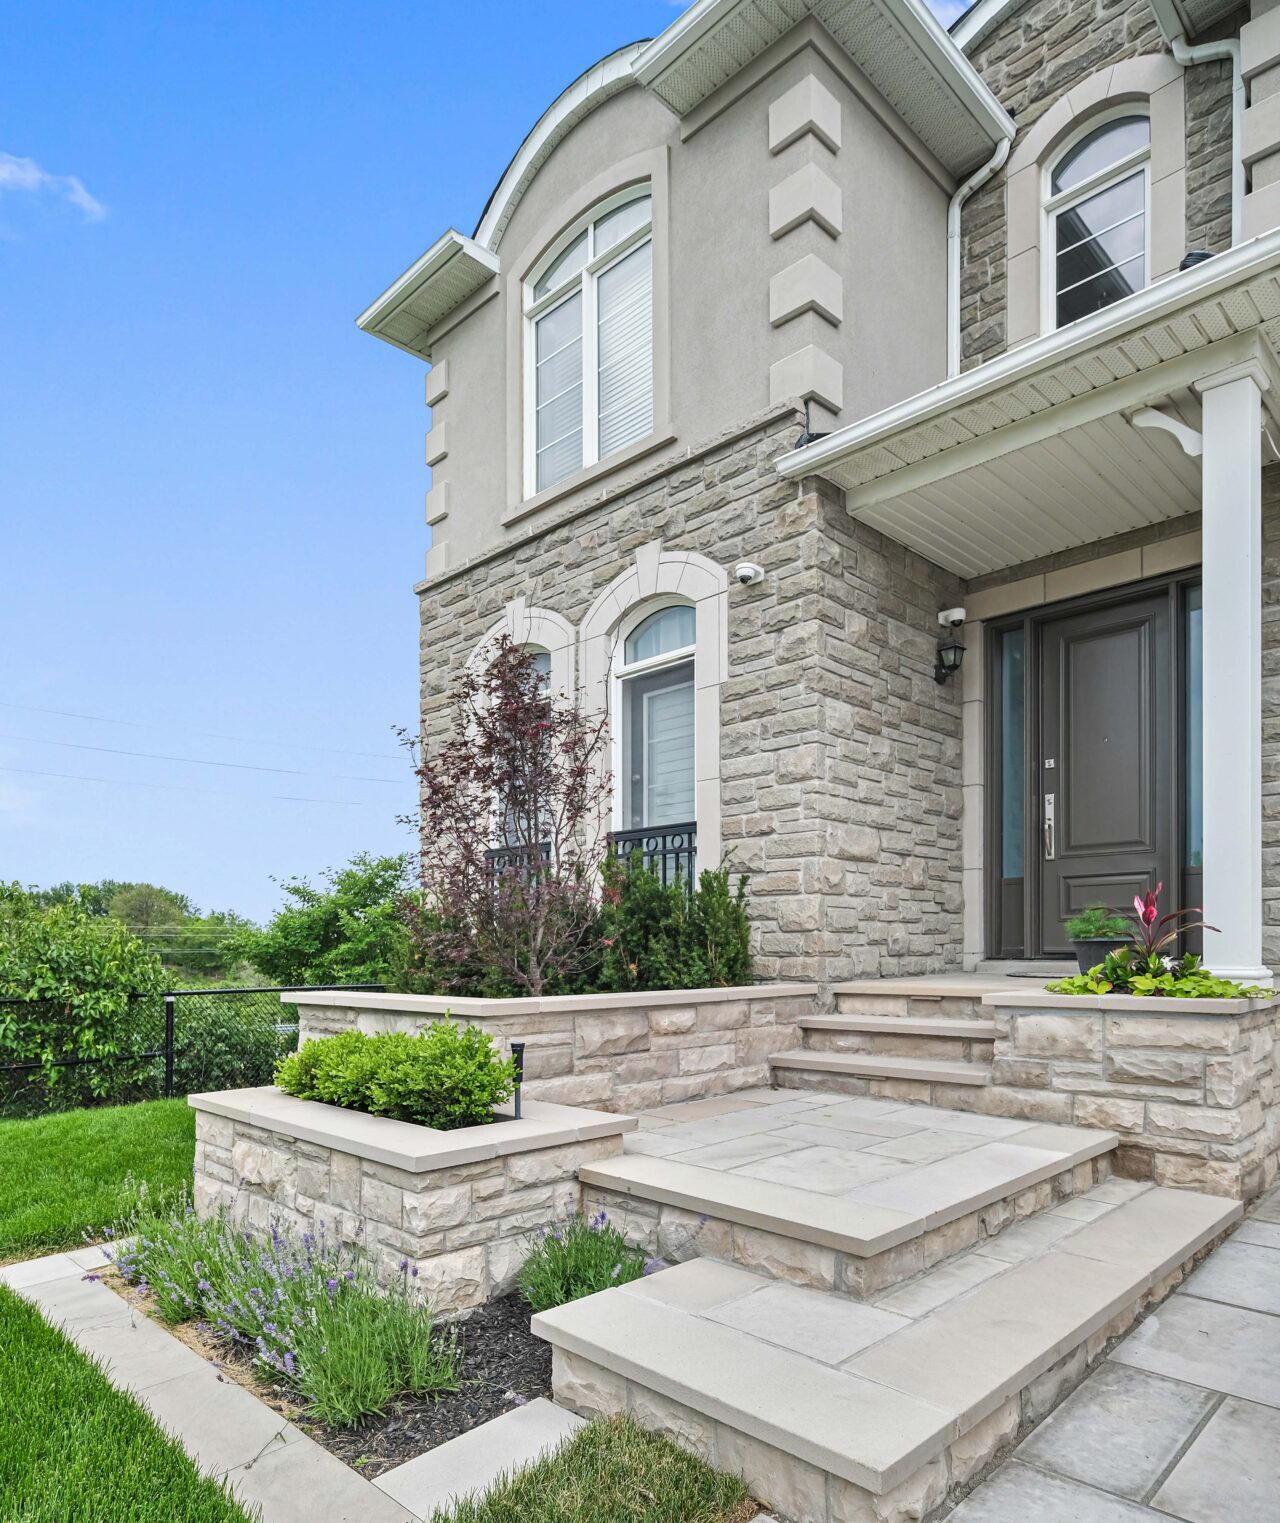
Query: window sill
[[505, 430, 677, 527]]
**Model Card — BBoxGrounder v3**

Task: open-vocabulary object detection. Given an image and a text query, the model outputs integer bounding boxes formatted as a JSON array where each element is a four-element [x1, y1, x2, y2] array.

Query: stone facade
[[959, 0, 1238, 368], [293, 985, 818, 1114], [983, 992, 1280, 1198], [189, 1088, 633, 1318], [418, 408, 966, 985]]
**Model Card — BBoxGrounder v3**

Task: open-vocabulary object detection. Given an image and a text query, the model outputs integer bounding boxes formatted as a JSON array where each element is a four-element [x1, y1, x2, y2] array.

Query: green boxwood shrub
[[274, 1022, 516, 1129]]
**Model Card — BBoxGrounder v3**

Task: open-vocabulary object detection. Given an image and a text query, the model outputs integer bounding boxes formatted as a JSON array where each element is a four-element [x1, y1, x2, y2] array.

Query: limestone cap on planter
[[980, 990, 1280, 1014], [285, 982, 818, 1018], [188, 1086, 636, 1172]]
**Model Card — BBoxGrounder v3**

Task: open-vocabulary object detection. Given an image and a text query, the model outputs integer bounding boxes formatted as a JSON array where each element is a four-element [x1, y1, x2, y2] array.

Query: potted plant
[[1064, 904, 1132, 973]]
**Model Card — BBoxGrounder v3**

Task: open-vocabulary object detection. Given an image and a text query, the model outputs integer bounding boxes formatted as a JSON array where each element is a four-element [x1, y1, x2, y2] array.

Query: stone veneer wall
[[295, 985, 818, 1114], [985, 994, 1280, 1198], [417, 407, 966, 983], [959, 0, 1236, 369], [191, 1091, 632, 1318]]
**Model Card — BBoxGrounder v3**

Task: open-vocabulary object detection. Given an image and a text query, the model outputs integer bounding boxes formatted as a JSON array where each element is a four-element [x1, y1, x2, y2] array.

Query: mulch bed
[[102, 1272, 551, 1480]]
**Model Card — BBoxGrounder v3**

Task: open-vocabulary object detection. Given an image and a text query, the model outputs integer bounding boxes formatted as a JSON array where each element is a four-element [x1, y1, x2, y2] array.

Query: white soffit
[[776, 230, 1280, 579], [635, 0, 1014, 177], [356, 231, 499, 362]]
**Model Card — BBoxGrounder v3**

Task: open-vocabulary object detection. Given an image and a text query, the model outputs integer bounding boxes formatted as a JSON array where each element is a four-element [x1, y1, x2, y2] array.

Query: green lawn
[[0, 1099, 194, 1264], [0, 1284, 255, 1521], [432, 1415, 756, 1523]]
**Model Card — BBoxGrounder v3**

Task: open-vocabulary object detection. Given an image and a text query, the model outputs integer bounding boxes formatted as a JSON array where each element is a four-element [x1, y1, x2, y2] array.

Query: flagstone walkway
[[946, 1184, 1280, 1523]]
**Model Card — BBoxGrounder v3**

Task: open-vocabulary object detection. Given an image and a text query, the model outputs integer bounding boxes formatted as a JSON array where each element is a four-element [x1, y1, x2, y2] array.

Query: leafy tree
[[0, 883, 165, 1107], [227, 854, 410, 987], [403, 636, 611, 998], [27, 880, 132, 916], [108, 883, 196, 935]]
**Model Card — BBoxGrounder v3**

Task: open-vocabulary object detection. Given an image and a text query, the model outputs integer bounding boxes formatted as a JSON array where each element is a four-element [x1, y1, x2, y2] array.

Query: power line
[[0, 762, 389, 808], [0, 731, 407, 786], [0, 699, 406, 764]]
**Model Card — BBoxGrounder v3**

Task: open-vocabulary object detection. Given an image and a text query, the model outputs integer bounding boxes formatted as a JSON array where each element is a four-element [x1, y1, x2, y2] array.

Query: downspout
[[947, 136, 1012, 377], [1170, 32, 1243, 245]]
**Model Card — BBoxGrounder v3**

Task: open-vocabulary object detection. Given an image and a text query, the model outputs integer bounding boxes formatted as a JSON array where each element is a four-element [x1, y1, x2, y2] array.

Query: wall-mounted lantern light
[[934, 606, 966, 685]]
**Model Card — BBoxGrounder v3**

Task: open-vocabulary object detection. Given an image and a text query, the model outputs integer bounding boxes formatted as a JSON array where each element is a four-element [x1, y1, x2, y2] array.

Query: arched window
[[525, 188, 654, 495], [1045, 114, 1150, 330], [616, 603, 695, 833]]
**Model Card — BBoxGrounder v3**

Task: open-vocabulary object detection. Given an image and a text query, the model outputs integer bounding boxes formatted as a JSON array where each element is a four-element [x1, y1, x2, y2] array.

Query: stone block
[[417, 1246, 487, 1317], [1152, 1152, 1244, 1195], [231, 1140, 295, 1203], [360, 1174, 403, 1228], [947, 1395, 1020, 1488], [403, 1184, 472, 1233], [1146, 1104, 1247, 1143], [1107, 1050, 1204, 1088], [1073, 1095, 1146, 1133], [649, 1007, 696, 1037], [553, 1348, 626, 1418], [574, 1011, 650, 1058], [680, 1043, 738, 1076], [1014, 1013, 1102, 1059], [197, 1112, 234, 1150], [657, 1205, 735, 1263], [627, 1385, 717, 1461], [716, 1425, 828, 1522], [1103, 1015, 1241, 1052], [828, 1454, 948, 1522], [731, 1223, 836, 1290], [484, 1234, 529, 1295]]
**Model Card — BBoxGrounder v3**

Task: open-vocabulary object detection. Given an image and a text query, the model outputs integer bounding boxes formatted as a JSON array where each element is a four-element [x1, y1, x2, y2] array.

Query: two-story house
[[359, 0, 1280, 992]]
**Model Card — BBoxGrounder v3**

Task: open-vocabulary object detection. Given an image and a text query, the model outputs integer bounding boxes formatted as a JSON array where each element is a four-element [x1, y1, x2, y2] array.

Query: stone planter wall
[[983, 991, 1280, 1199], [292, 984, 818, 1114], [189, 1087, 634, 1318]]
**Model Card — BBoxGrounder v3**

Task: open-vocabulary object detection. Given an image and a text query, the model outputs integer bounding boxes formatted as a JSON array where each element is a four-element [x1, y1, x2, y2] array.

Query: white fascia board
[[776, 226, 1280, 479], [636, 0, 1013, 149], [473, 44, 644, 252], [950, 0, 1022, 54], [356, 230, 499, 337]]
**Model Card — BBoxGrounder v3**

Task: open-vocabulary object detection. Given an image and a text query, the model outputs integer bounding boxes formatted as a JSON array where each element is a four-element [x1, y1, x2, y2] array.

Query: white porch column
[[1195, 358, 1270, 982]]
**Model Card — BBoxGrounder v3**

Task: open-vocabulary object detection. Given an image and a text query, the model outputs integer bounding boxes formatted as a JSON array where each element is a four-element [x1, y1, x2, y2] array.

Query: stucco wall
[[425, 32, 950, 569], [417, 409, 965, 987]]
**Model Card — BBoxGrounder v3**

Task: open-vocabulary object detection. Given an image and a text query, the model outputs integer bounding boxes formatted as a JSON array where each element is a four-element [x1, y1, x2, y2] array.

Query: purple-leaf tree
[[402, 636, 612, 997]]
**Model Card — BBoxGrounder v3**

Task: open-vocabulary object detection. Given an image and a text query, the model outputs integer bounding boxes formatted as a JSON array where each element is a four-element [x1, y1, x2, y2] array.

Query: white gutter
[[777, 223, 1280, 478], [947, 135, 1012, 376], [1169, 32, 1243, 246]]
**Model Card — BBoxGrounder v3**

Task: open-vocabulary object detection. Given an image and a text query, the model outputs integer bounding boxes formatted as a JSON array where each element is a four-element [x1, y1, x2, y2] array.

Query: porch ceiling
[[777, 231, 1280, 580], [853, 394, 1205, 580]]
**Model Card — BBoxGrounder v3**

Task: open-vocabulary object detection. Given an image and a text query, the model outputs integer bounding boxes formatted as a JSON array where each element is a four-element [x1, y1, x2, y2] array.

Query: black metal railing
[[0, 983, 383, 1119], [609, 822, 698, 890], [484, 840, 551, 877]]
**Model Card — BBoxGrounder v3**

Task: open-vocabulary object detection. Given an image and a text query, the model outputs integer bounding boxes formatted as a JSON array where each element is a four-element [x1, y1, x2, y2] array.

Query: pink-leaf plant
[[1117, 882, 1217, 973]]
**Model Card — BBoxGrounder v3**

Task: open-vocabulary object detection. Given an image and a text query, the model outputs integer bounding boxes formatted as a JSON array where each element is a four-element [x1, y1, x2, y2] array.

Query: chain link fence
[[0, 985, 382, 1120]]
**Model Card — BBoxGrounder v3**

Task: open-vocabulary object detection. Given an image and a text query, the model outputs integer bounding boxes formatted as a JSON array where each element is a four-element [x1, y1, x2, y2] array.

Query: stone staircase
[[537, 1086, 1243, 1522], [768, 976, 1043, 1105], [535, 1185, 1239, 1523]]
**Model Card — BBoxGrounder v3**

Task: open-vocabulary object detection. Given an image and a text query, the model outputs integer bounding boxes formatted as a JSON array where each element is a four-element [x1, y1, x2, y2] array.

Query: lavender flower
[[642, 1258, 664, 1276]]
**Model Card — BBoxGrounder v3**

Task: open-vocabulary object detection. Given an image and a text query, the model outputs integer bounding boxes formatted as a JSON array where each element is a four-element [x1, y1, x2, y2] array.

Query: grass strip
[[430, 1414, 756, 1523], [0, 1098, 194, 1263], [0, 1284, 255, 1522]]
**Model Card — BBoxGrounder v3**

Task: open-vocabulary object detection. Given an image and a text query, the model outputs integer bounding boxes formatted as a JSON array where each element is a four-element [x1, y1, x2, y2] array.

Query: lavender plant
[[107, 1195, 457, 1427], [516, 1209, 652, 1313]]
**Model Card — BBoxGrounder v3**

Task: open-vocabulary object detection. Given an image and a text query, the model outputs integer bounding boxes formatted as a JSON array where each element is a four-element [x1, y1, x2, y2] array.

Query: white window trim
[[468, 597, 576, 699], [614, 598, 697, 833], [579, 542, 729, 875], [1039, 107, 1152, 336], [522, 187, 654, 499]]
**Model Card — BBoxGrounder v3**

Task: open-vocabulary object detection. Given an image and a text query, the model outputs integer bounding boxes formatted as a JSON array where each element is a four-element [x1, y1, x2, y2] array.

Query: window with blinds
[[618, 604, 696, 832], [526, 191, 653, 496]]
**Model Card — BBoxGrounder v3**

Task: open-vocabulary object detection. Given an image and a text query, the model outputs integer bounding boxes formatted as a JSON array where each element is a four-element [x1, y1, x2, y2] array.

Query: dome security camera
[[937, 606, 966, 629], [735, 562, 765, 587]]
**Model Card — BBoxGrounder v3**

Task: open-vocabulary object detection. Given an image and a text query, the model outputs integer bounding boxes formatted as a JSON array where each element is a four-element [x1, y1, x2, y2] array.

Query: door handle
[[1043, 792, 1056, 860]]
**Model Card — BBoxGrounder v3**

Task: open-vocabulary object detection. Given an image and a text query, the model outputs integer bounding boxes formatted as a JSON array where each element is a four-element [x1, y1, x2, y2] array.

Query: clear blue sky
[[1, 0, 961, 924]]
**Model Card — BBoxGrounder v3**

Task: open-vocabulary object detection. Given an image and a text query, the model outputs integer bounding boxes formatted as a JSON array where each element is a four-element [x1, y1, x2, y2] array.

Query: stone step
[[771, 1050, 992, 1086], [533, 1187, 1241, 1523], [582, 1116, 1116, 1298], [802, 1016, 997, 1039]]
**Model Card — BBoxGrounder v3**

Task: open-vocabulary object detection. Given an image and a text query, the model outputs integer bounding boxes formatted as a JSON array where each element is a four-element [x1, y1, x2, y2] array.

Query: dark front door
[[1037, 592, 1173, 957]]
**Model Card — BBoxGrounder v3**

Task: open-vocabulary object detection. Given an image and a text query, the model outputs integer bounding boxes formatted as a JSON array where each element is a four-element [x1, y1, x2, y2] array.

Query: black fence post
[[510, 1040, 525, 1120], [163, 995, 176, 1099]]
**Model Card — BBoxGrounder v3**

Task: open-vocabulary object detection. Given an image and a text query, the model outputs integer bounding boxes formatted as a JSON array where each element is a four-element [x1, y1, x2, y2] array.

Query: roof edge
[[776, 227, 1280, 479]]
